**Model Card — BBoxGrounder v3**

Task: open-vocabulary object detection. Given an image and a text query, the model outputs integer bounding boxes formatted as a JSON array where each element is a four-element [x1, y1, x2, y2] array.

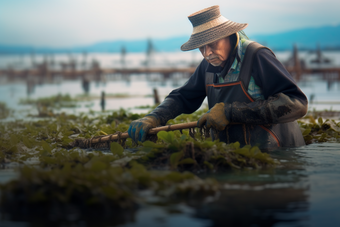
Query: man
[[128, 5, 308, 150]]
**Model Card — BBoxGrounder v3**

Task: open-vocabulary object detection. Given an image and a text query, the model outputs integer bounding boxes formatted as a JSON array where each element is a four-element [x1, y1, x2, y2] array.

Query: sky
[[1, 0, 340, 47]]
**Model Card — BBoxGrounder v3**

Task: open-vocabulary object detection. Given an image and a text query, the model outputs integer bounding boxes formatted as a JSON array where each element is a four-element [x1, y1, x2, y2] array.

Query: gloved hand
[[128, 115, 160, 143], [197, 102, 229, 131]]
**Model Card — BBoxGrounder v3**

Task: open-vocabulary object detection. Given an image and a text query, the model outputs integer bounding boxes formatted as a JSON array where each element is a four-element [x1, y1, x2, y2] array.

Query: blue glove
[[128, 115, 160, 143]]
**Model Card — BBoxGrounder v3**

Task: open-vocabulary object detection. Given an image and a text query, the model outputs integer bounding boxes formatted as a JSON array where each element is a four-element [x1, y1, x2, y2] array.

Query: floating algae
[[0, 102, 11, 119], [1, 162, 219, 221], [1, 106, 339, 223], [18, 94, 80, 117], [19, 94, 79, 109], [3, 107, 338, 170], [299, 114, 340, 144], [136, 131, 278, 172]]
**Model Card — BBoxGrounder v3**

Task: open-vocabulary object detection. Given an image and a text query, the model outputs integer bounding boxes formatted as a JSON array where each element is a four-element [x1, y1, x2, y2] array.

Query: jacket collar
[[230, 38, 241, 72]]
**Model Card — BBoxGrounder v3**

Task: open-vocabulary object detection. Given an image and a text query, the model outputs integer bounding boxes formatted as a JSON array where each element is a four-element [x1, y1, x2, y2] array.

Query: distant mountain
[[251, 25, 340, 51], [0, 44, 71, 54], [0, 36, 190, 54], [1, 25, 339, 54]]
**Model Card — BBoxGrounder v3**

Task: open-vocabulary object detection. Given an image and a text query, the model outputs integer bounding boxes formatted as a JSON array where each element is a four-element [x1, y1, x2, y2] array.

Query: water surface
[[0, 143, 339, 227]]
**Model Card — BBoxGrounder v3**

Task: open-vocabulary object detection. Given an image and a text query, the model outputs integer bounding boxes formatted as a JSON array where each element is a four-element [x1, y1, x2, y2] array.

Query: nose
[[201, 45, 213, 58]]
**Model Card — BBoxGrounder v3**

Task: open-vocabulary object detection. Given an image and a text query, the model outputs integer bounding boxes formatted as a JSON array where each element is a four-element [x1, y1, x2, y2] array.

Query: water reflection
[[0, 143, 339, 226], [26, 79, 35, 96], [185, 148, 309, 227], [192, 187, 308, 226]]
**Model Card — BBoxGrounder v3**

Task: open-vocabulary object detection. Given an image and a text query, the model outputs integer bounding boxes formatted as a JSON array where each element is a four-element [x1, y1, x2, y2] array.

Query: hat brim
[[181, 21, 248, 51]]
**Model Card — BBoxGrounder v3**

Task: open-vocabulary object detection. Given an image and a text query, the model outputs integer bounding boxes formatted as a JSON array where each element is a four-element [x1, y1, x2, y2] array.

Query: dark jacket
[[149, 47, 308, 149]]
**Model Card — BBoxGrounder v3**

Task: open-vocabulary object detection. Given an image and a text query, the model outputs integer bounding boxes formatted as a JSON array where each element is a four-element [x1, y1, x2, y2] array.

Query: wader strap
[[205, 72, 214, 95], [239, 42, 275, 91]]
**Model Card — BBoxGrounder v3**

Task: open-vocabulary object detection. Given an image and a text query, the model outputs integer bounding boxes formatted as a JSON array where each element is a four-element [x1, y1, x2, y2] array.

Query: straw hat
[[181, 5, 248, 51]]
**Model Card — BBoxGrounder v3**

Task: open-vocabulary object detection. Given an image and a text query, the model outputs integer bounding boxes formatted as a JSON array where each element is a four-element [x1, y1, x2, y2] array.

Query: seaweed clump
[[299, 115, 340, 144], [0, 108, 277, 223], [1, 160, 219, 222], [0, 102, 11, 119], [0, 112, 133, 164], [5, 106, 337, 223], [19, 94, 78, 117], [137, 131, 278, 172], [19, 94, 77, 108]]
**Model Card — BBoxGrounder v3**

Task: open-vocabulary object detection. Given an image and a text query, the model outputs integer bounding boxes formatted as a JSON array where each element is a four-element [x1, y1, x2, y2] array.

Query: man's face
[[199, 37, 231, 67]]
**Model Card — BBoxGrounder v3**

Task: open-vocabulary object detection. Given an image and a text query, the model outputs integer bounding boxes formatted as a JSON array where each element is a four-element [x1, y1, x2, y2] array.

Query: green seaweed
[[135, 131, 279, 172], [1, 105, 339, 221], [19, 94, 79, 117], [19, 94, 77, 108], [0, 102, 11, 119], [298, 114, 340, 144], [1, 159, 219, 218], [105, 108, 142, 123]]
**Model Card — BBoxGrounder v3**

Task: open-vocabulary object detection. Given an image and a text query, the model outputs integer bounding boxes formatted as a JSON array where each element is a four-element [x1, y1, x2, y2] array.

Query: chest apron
[[205, 42, 305, 150]]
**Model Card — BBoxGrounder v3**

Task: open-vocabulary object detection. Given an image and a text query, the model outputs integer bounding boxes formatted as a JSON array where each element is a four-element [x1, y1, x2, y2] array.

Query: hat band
[[192, 15, 229, 35]]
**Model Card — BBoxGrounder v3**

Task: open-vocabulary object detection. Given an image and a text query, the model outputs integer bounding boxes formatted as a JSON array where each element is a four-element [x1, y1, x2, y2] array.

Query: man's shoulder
[[246, 42, 275, 57]]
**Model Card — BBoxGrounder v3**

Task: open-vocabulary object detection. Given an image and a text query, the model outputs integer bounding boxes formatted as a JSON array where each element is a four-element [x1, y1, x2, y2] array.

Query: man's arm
[[128, 59, 208, 142], [149, 59, 208, 125], [225, 48, 308, 125]]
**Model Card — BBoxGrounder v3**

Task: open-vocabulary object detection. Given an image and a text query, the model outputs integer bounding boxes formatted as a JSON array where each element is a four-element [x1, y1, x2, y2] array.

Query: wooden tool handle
[[88, 121, 198, 144]]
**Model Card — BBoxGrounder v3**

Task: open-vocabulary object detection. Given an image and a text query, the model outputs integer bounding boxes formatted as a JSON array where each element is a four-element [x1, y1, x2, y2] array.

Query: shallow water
[[118, 143, 340, 227], [1, 75, 340, 122], [0, 142, 339, 226], [1, 52, 340, 226], [1, 51, 340, 120], [0, 76, 190, 121]]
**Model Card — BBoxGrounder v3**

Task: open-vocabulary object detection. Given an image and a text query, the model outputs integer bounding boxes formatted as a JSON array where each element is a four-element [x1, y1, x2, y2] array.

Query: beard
[[206, 56, 223, 67], [209, 61, 223, 67]]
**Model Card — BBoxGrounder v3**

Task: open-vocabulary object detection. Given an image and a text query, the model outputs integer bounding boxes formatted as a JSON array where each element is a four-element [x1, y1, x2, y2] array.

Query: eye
[[209, 41, 218, 49], [199, 46, 205, 53]]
